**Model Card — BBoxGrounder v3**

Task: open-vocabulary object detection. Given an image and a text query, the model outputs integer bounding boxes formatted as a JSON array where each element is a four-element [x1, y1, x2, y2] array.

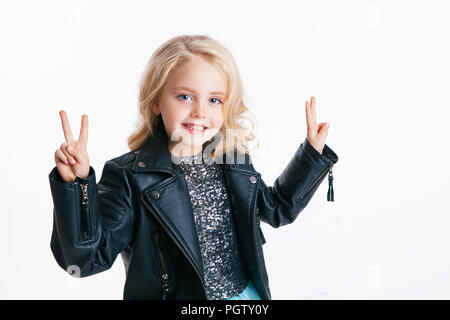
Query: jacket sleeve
[[48, 160, 134, 278], [256, 137, 338, 228]]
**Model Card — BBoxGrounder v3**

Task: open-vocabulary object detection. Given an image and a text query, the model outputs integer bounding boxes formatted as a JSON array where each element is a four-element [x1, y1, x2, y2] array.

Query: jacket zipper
[[153, 229, 169, 299], [141, 195, 208, 300], [253, 231, 270, 299], [298, 162, 335, 201], [256, 208, 266, 245], [79, 182, 91, 240], [252, 197, 271, 299]]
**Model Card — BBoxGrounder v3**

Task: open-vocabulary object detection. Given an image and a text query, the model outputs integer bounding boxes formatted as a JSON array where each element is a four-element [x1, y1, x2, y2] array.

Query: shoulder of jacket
[[109, 149, 139, 169], [232, 150, 258, 172]]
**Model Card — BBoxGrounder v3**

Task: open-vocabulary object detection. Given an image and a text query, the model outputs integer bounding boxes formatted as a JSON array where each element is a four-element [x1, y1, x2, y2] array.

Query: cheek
[[210, 110, 224, 128], [164, 106, 189, 127]]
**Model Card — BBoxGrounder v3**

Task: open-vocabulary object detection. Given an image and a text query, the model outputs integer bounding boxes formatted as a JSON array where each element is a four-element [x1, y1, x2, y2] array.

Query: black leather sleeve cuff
[[302, 137, 339, 165]]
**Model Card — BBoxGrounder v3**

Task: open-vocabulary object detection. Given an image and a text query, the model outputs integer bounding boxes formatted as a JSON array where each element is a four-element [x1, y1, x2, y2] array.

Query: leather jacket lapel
[[132, 114, 259, 286], [141, 175, 205, 280], [221, 166, 262, 286], [133, 116, 204, 278]]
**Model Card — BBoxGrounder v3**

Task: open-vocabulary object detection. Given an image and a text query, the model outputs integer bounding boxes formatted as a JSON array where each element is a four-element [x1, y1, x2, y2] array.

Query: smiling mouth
[[182, 123, 208, 133]]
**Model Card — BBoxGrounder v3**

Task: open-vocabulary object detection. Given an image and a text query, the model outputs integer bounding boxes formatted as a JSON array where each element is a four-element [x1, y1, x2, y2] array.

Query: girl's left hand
[[305, 96, 329, 155]]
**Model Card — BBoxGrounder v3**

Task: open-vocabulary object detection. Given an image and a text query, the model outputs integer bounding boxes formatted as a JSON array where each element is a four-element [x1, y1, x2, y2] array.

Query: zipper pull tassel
[[327, 167, 334, 201]]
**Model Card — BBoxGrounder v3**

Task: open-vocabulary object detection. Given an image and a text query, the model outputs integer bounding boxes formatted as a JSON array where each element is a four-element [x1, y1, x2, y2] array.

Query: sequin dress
[[171, 151, 250, 300]]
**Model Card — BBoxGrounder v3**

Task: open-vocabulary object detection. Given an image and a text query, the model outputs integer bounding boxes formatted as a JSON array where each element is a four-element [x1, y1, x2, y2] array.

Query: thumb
[[318, 122, 329, 139], [65, 144, 79, 161], [66, 143, 86, 163]]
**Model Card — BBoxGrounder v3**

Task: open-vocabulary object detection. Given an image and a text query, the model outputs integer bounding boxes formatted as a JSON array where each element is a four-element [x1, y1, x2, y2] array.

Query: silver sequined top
[[172, 151, 250, 300]]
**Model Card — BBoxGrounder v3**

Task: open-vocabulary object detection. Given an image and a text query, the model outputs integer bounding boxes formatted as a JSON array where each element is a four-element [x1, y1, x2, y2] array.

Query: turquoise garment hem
[[226, 281, 261, 300]]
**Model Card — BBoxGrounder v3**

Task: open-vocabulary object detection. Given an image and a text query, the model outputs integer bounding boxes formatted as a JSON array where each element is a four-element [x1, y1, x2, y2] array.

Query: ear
[[150, 101, 161, 115]]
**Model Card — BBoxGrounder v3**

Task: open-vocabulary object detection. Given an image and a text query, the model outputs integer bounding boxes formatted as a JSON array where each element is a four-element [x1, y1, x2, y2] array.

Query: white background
[[1, 0, 449, 299]]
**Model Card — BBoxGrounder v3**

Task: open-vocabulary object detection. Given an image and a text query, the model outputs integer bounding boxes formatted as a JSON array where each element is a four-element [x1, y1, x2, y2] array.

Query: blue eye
[[210, 98, 223, 104], [177, 94, 192, 102], [177, 94, 222, 105]]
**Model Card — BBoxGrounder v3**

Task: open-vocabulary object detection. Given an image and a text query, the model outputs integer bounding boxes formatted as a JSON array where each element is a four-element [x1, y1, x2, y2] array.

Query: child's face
[[153, 56, 226, 157]]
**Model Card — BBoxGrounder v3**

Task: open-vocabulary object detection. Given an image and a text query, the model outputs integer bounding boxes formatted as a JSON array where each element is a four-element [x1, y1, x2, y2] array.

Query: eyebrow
[[173, 86, 225, 97]]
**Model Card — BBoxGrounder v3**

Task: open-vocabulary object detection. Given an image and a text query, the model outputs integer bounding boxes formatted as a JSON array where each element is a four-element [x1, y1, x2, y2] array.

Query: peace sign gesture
[[305, 96, 330, 155], [54, 110, 90, 182]]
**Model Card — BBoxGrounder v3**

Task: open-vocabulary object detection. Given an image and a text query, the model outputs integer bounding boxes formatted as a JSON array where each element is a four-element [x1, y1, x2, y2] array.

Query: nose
[[191, 101, 206, 119]]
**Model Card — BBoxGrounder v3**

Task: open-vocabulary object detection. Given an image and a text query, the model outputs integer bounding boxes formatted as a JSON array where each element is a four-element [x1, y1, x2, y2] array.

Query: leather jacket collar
[[131, 115, 179, 174], [131, 114, 251, 174]]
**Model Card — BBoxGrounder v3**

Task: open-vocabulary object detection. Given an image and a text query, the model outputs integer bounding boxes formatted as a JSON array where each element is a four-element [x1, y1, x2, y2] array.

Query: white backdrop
[[1, 0, 449, 299]]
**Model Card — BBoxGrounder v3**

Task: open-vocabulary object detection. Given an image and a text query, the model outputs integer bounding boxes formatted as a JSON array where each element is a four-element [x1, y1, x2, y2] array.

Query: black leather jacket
[[48, 118, 338, 300]]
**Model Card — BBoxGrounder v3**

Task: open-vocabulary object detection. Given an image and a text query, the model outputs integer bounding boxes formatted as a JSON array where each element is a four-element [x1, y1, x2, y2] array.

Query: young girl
[[49, 34, 338, 300]]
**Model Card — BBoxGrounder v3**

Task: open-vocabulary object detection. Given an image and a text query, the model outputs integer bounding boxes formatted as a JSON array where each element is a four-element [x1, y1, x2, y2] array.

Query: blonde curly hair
[[127, 34, 259, 160]]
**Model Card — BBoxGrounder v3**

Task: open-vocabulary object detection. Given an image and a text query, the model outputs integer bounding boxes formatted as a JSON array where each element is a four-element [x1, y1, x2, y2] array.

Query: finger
[[305, 101, 313, 128], [55, 148, 69, 165], [318, 122, 329, 139], [319, 122, 328, 132], [60, 142, 76, 165], [79, 114, 88, 145], [67, 142, 87, 163], [59, 110, 75, 143], [310, 96, 317, 124]]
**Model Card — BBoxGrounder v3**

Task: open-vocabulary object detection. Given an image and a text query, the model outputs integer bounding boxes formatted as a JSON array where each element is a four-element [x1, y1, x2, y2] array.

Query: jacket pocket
[[153, 228, 169, 299]]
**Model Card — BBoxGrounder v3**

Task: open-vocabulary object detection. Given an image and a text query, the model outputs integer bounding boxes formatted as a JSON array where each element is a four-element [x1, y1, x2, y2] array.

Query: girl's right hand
[[54, 110, 90, 183]]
